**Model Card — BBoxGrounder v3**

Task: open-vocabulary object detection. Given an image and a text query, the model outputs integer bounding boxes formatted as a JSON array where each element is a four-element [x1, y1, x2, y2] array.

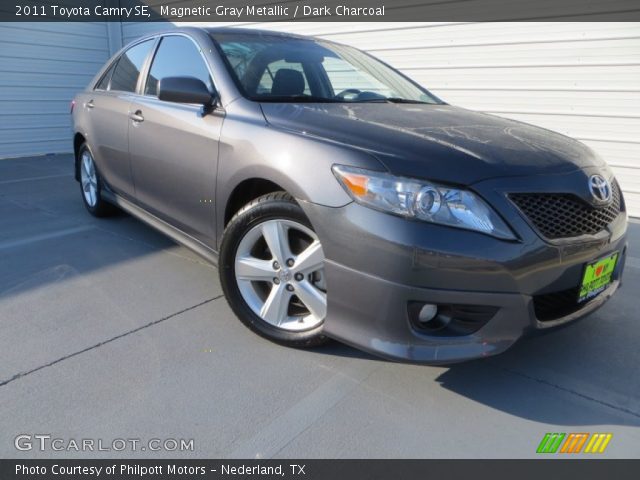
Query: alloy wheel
[[234, 219, 327, 331], [80, 150, 98, 207]]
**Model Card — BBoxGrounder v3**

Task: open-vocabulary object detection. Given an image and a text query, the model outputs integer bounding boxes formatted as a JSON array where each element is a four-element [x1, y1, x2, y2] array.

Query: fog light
[[415, 303, 450, 332], [418, 304, 438, 323], [408, 301, 498, 337]]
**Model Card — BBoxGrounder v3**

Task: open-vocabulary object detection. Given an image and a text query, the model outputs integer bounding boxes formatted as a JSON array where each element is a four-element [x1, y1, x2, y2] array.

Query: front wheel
[[219, 192, 329, 347]]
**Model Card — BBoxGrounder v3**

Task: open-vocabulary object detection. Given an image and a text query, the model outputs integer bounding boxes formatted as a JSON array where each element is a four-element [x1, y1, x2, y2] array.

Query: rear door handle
[[129, 110, 144, 123], [86, 100, 94, 109]]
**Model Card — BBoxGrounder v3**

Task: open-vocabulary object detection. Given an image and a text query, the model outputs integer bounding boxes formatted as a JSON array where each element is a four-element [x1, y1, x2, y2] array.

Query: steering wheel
[[335, 88, 362, 99]]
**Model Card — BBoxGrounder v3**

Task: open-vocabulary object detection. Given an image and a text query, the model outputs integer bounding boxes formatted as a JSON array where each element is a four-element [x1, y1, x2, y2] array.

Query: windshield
[[211, 32, 442, 104]]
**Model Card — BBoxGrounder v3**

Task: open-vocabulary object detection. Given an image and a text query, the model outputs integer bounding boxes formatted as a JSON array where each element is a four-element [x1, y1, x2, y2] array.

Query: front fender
[[215, 110, 385, 243]]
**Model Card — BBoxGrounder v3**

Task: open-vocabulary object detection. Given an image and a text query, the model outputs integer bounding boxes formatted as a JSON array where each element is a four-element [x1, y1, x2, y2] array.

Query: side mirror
[[158, 76, 215, 107]]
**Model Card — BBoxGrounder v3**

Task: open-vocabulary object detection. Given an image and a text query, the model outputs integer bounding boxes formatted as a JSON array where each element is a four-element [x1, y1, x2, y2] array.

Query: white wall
[[0, 22, 119, 158]]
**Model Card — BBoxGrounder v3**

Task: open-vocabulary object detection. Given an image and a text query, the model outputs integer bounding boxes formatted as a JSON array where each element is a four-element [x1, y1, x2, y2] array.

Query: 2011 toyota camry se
[[71, 27, 628, 364]]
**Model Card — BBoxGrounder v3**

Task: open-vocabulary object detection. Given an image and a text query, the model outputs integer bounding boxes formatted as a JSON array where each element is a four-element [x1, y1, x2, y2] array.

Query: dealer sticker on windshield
[[578, 252, 618, 303]]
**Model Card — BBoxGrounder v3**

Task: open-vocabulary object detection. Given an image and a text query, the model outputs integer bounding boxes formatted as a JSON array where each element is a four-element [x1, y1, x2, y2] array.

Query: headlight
[[332, 165, 515, 240]]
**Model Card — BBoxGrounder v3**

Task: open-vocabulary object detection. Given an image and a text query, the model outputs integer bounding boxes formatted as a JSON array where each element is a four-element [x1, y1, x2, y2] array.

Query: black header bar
[[4, 0, 640, 22], [2, 459, 640, 480]]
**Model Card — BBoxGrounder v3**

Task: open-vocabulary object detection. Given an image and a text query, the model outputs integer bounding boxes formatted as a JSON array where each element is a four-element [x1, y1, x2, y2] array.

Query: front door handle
[[129, 110, 144, 123]]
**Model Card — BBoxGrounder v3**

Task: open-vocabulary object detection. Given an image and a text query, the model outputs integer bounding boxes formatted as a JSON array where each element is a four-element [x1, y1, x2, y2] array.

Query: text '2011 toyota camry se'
[[71, 27, 628, 364]]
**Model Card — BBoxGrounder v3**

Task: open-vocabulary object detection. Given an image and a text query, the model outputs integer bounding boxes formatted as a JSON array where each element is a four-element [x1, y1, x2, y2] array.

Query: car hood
[[260, 103, 604, 185]]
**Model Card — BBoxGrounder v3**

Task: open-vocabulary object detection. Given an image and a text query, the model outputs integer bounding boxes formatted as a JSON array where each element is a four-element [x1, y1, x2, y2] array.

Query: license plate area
[[578, 252, 618, 303]]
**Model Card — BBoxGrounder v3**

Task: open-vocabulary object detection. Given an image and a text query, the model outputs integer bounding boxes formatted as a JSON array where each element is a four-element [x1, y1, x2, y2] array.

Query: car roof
[[203, 26, 310, 39], [143, 26, 320, 42], [131, 26, 338, 51]]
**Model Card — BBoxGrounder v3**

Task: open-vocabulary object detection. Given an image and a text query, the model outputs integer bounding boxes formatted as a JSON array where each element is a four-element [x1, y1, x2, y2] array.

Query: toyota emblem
[[588, 175, 611, 204]]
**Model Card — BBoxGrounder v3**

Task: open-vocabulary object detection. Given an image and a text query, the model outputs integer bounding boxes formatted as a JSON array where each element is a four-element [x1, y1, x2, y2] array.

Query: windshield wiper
[[256, 95, 341, 103], [350, 97, 432, 104], [386, 97, 432, 104], [256, 95, 433, 105]]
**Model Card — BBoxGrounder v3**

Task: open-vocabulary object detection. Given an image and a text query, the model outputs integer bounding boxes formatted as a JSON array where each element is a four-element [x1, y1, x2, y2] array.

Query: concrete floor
[[0, 154, 639, 459]]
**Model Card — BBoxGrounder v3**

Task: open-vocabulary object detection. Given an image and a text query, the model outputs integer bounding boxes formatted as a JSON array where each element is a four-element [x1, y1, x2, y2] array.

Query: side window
[[258, 60, 310, 95], [110, 39, 154, 93], [95, 62, 115, 90], [145, 36, 213, 97]]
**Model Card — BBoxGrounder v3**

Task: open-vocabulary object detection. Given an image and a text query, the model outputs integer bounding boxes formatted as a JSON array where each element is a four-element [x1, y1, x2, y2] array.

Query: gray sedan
[[71, 27, 628, 363]]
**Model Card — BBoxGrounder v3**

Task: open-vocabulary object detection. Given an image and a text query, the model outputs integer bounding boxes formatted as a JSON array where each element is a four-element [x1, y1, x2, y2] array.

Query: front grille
[[533, 287, 582, 321], [510, 181, 622, 239]]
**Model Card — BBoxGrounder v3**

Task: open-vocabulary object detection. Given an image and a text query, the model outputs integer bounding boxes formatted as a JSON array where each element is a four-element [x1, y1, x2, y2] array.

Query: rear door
[[85, 39, 155, 198], [128, 34, 223, 244]]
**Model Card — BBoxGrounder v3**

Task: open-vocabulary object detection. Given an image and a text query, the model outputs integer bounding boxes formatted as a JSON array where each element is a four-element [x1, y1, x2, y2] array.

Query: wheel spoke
[[261, 221, 292, 264], [82, 155, 91, 178], [295, 281, 327, 320], [294, 241, 324, 273], [260, 283, 291, 326], [235, 256, 275, 281]]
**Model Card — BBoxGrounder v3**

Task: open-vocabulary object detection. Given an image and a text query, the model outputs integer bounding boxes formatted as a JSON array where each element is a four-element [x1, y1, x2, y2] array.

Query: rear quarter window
[[95, 62, 116, 90]]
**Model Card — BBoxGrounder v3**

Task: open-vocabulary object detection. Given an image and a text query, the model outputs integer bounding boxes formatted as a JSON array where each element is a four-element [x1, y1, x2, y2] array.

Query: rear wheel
[[219, 192, 329, 347], [78, 144, 116, 217]]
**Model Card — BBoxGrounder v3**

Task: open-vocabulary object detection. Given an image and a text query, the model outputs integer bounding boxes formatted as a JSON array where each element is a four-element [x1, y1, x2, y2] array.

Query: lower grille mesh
[[533, 287, 582, 321]]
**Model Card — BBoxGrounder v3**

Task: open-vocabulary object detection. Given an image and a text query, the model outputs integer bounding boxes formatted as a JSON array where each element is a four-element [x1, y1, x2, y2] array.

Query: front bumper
[[322, 260, 621, 364], [301, 186, 628, 364]]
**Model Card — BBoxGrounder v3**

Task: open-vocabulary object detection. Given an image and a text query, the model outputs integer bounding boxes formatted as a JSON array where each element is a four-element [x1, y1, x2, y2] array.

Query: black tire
[[219, 192, 329, 348], [77, 143, 117, 217]]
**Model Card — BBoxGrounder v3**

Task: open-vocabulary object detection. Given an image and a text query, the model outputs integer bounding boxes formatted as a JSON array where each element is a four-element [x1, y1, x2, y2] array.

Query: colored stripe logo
[[537, 433, 612, 454], [584, 433, 613, 454], [560, 433, 589, 453], [537, 433, 565, 453]]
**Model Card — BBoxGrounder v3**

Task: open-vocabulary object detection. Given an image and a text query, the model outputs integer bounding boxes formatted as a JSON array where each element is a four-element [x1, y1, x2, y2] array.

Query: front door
[[128, 35, 222, 245]]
